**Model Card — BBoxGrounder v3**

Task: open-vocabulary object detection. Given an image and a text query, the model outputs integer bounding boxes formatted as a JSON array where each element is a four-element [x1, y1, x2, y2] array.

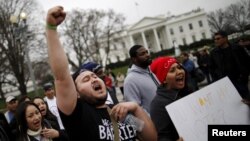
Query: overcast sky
[[38, 0, 241, 24]]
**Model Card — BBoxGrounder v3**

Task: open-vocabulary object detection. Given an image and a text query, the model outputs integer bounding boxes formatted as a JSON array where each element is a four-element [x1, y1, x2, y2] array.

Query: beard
[[140, 58, 152, 68], [94, 95, 107, 106], [80, 93, 107, 107]]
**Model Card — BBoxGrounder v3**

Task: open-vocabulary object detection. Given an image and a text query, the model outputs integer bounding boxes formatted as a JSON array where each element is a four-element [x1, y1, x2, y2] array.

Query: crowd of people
[[0, 5, 249, 141]]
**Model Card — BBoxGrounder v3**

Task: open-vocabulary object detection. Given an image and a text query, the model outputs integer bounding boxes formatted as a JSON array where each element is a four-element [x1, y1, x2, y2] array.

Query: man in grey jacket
[[124, 45, 160, 113]]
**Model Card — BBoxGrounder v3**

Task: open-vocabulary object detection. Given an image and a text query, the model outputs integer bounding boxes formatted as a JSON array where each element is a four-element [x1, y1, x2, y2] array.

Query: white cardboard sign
[[166, 77, 250, 141]]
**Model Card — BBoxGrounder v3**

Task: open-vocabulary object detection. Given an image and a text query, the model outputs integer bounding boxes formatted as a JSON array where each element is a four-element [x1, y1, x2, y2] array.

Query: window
[[157, 32, 161, 38], [122, 42, 126, 48], [182, 38, 187, 45], [192, 35, 196, 42], [179, 26, 183, 32], [160, 44, 163, 50], [198, 20, 203, 27], [170, 28, 174, 35], [134, 38, 139, 44], [201, 32, 206, 39], [116, 56, 120, 62], [189, 23, 193, 30]]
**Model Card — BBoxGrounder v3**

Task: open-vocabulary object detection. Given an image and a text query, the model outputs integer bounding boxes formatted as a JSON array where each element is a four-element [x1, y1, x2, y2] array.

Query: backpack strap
[[107, 107, 120, 141]]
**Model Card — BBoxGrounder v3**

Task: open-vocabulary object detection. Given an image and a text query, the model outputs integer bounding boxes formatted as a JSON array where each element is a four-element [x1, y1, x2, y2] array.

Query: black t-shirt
[[59, 99, 137, 141]]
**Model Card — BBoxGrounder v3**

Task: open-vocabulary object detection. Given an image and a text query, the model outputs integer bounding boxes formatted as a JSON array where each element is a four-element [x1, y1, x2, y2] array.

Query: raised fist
[[46, 6, 66, 26]]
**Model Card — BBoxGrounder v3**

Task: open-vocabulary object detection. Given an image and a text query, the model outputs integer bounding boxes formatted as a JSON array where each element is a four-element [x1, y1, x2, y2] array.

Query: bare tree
[[207, 9, 231, 33], [0, 47, 10, 99], [0, 0, 44, 96], [33, 60, 52, 85], [226, 0, 250, 34], [62, 8, 125, 71], [101, 9, 125, 66], [207, 0, 250, 34]]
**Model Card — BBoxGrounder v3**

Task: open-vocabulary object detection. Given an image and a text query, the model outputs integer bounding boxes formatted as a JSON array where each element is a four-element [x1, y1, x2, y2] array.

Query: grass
[[0, 88, 44, 112], [112, 66, 129, 76], [0, 99, 6, 112]]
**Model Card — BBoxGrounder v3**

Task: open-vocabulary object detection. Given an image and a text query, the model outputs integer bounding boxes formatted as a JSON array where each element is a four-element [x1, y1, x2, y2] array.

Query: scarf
[[27, 127, 52, 141]]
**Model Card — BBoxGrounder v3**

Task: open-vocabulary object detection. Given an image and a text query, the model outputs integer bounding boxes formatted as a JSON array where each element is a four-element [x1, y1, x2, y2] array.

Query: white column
[[164, 26, 172, 49], [153, 28, 161, 52], [141, 32, 148, 50], [129, 34, 135, 46]]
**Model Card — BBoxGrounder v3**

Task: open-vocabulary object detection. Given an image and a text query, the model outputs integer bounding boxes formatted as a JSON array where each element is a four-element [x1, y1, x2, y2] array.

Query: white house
[[104, 8, 212, 63]]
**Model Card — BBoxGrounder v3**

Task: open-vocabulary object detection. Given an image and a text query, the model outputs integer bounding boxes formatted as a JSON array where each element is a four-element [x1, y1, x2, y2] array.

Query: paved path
[[115, 87, 124, 102]]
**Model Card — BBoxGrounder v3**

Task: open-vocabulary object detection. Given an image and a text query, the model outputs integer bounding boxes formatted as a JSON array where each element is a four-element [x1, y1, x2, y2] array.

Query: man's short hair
[[129, 45, 143, 58], [214, 31, 228, 38]]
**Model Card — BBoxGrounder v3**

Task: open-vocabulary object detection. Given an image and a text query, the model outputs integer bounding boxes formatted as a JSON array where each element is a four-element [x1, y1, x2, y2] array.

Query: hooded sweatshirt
[[150, 86, 180, 141], [124, 64, 159, 113]]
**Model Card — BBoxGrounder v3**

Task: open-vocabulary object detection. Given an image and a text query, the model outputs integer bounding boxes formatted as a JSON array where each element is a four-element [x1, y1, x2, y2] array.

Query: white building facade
[[105, 8, 212, 63]]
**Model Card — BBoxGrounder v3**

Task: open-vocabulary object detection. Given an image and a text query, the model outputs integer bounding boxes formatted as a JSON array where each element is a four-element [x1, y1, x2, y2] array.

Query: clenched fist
[[46, 6, 66, 26]]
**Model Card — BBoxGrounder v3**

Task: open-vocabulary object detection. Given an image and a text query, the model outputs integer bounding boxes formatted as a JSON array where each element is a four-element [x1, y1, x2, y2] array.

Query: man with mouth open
[[45, 6, 157, 141]]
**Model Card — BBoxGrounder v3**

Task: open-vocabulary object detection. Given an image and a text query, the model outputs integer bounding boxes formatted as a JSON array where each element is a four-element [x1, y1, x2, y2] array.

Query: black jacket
[[150, 86, 181, 141], [209, 45, 249, 82]]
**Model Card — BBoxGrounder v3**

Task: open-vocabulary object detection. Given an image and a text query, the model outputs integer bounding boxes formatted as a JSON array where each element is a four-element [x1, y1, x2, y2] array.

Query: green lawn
[[0, 88, 44, 112], [112, 66, 129, 76]]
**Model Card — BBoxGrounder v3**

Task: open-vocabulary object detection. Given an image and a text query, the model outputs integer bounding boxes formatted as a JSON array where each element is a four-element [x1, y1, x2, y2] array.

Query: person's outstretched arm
[[46, 6, 78, 115]]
